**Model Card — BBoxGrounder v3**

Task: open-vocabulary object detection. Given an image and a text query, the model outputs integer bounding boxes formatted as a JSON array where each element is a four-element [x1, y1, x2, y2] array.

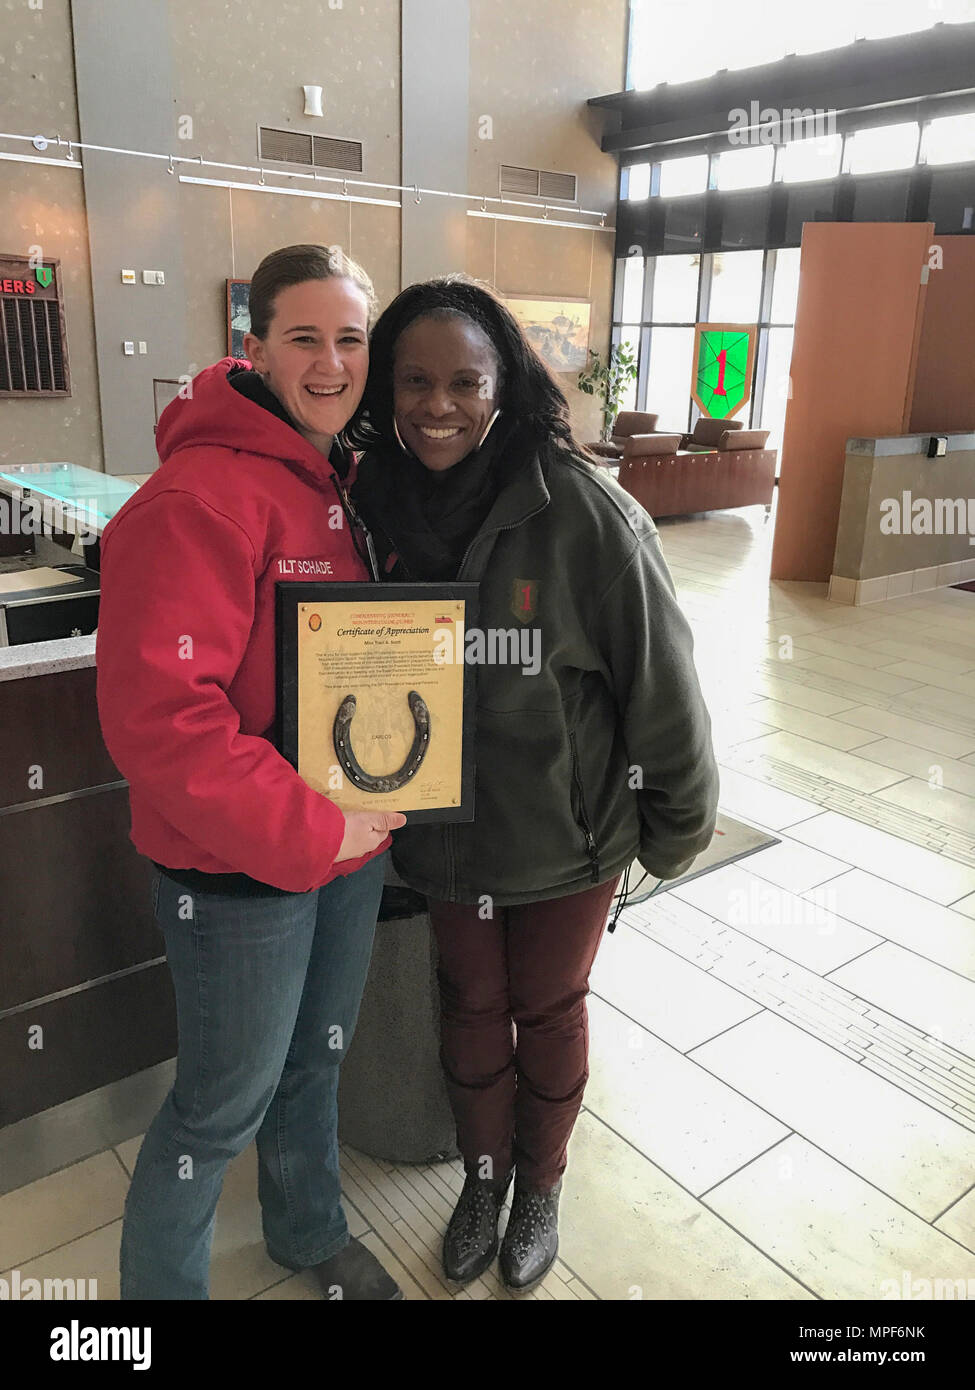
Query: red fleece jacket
[[95, 357, 386, 892]]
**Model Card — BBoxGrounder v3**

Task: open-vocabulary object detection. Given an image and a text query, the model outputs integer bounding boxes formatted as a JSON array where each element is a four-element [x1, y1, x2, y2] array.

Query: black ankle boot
[[499, 1176, 562, 1291], [443, 1169, 514, 1284]]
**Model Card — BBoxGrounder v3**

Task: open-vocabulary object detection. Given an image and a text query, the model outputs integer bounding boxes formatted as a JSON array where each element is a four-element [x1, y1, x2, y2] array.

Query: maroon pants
[[428, 876, 620, 1192]]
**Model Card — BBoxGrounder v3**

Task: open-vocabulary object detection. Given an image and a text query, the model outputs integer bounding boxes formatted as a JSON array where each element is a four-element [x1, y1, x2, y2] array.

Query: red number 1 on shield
[[714, 348, 727, 397]]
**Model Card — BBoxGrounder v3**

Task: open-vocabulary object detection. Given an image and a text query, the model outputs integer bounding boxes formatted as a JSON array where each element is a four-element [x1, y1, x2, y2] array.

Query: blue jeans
[[119, 852, 388, 1300]]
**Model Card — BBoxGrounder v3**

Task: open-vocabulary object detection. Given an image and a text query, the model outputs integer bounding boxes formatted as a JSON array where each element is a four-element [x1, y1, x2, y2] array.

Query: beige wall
[[468, 0, 626, 442], [166, 0, 403, 373], [1, 0, 626, 470], [0, 0, 103, 469]]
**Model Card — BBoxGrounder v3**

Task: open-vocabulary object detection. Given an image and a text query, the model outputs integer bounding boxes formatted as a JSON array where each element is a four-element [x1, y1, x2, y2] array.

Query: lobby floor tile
[[787, 812, 975, 904], [589, 919, 763, 1051], [704, 1135, 975, 1300], [828, 942, 975, 1060], [559, 1111, 813, 1300], [804, 870, 975, 981], [0, 1220, 121, 1302], [671, 863, 881, 974], [585, 994, 789, 1196], [689, 1011, 975, 1220], [0, 1151, 128, 1272]]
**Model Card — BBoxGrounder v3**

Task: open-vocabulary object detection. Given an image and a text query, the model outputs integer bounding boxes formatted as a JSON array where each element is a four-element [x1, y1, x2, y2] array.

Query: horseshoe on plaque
[[333, 690, 431, 793]]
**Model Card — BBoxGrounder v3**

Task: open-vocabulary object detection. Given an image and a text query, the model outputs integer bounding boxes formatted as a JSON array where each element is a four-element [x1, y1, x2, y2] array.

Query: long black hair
[[345, 274, 586, 457]]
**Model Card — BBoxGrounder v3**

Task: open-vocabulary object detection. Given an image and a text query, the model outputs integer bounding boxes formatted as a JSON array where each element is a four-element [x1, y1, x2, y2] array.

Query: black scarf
[[353, 419, 519, 581]]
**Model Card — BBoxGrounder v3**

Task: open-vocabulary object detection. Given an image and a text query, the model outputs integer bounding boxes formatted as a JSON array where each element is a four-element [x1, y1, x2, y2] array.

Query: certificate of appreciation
[[276, 582, 477, 823]]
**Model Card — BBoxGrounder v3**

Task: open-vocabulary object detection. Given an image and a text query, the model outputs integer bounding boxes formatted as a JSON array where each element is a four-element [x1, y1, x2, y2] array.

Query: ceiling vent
[[258, 126, 363, 174], [500, 164, 577, 201]]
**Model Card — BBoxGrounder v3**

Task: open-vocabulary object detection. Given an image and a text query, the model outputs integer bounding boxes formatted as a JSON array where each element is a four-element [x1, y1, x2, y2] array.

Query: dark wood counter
[[0, 652, 176, 1125]]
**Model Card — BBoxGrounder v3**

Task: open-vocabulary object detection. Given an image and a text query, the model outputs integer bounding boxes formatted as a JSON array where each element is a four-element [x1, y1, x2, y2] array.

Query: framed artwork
[[501, 295, 591, 374], [690, 323, 756, 420], [226, 279, 252, 359]]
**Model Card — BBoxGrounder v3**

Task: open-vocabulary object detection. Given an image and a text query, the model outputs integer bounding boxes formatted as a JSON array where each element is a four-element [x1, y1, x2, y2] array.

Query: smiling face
[[392, 314, 501, 472], [243, 276, 370, 453]]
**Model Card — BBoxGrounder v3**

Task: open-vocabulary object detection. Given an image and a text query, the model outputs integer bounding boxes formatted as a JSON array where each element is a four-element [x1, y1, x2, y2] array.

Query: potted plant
[[577, 342, 638, 442]]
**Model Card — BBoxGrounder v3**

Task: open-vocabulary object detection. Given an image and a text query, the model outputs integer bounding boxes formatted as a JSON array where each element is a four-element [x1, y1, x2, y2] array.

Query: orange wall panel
[[910, 236, 975, 434], [771, 222, 932, 582]]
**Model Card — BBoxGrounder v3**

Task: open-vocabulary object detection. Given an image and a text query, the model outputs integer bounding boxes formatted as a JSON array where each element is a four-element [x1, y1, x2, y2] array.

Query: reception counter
[[830, 431, 975, 604], [0, 633, 176, 1127]]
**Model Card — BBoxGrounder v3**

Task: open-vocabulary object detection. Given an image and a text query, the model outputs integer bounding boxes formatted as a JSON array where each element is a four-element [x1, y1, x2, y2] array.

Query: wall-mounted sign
[[0, 263, 56, 296], [691, 323, 756, 420], [0, 254, 69, 396]]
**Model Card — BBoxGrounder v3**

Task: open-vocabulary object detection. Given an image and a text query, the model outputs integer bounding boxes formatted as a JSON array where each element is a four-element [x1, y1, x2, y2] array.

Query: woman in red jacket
[[96, 244, 404, 1301]]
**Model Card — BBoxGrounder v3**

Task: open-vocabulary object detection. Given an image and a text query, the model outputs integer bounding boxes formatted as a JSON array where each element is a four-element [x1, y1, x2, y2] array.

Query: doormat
[[612, 811, 779, 909], [951, 582, 975, 593]]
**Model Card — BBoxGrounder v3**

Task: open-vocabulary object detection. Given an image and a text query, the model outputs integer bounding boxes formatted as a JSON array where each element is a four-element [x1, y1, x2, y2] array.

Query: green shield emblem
[[510, 579, 537, 624], [35, 266, 53, 288], [691, 324, 755, 420]]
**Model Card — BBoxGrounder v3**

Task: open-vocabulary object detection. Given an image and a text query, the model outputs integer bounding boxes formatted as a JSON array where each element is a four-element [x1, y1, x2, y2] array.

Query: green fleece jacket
[[353, 439, 720, 906]]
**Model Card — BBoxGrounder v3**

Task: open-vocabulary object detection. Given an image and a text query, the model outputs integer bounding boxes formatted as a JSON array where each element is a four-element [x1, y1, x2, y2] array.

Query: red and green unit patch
[[691, 323, 756, 420]]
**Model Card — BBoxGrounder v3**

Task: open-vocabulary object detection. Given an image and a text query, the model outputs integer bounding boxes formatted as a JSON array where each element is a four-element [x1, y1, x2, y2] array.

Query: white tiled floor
[[3, 497, 975, 1299]]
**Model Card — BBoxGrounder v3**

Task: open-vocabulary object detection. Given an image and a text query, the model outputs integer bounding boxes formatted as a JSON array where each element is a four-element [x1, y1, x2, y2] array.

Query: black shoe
[[308, 1237, 404, 1300], [443, 1169, 514, 1284], [499, 1177, 562, 1291]]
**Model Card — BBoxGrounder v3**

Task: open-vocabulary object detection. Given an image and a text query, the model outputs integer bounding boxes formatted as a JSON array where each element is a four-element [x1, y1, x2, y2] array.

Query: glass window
[[922, 113, 975, 167], [714, 144, 775, 190], [625, 163, 651, 200], [651, 254, 700, 322], [645, 327, 695, 433], [927, 167, 975, 235], [615, 325, 640, 413], [769, 247, 801, 322], [708, 250, 763, 322], [620, 255, 645, 322], [759, 327, 794, 466], [718, 189, 772, 250], [852, 172, 911, 221], [778, 133, 843, 182], [663, 196, 705, 253], [658, 154, 709, 198], [845, 121, 919, 175], [784, 181, 838, 243]]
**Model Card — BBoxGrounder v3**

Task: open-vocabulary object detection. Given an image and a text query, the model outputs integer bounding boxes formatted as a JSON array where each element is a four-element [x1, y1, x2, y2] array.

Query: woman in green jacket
[[349, 275, 719, 1292]]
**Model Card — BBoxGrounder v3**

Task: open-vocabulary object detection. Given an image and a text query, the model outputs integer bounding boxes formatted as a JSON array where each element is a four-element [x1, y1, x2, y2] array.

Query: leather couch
[[587, 411, 659, 461], [678, 416, 744, 450], [618, 427, 776, 520]]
